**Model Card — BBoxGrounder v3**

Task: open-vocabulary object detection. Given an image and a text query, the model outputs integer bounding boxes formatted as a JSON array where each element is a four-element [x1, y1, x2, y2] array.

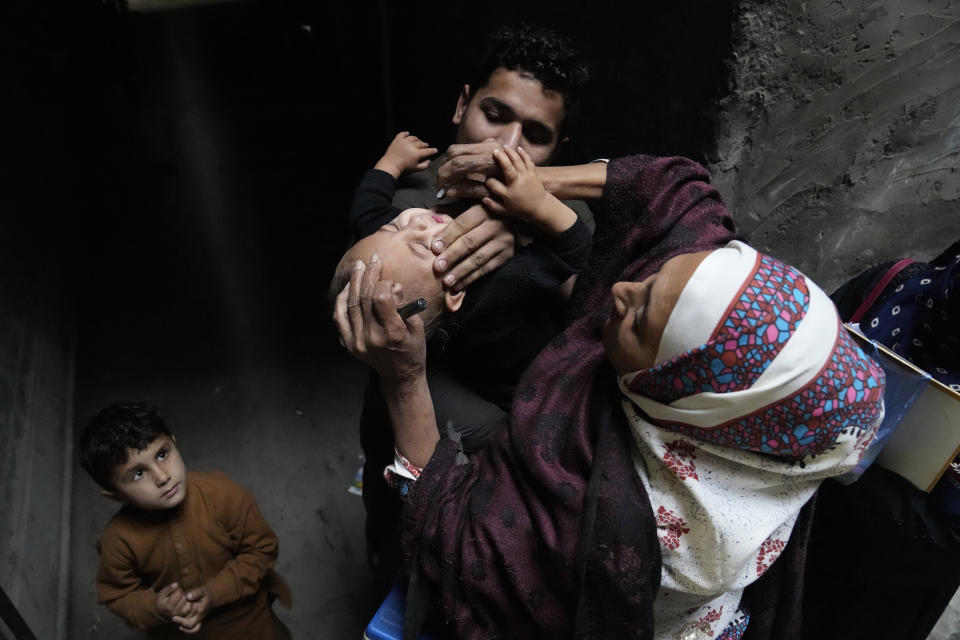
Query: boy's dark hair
[[468, 23, 590, 134], [78, 401, 172, 490]]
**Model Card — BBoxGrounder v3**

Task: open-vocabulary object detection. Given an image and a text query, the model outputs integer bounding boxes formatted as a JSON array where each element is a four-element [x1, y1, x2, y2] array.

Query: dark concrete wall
[[0, 64, 75, 640], [712, 0, 960, 292], [0, 269, 73, 640], [1, 3, 100, 637]]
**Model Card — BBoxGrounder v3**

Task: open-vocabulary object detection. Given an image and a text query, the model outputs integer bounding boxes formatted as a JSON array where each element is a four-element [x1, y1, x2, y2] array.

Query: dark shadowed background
[[1, 0, 732, 636]]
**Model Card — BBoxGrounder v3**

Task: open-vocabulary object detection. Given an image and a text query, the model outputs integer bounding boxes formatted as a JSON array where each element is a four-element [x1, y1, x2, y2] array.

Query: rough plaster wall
[[711, 0, 960, 293], [0, 276, 72, 639]]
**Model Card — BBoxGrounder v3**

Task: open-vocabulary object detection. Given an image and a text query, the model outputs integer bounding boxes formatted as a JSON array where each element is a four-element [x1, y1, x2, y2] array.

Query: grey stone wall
[[711, 0, 960, 293], [0, 253, 73, 639]]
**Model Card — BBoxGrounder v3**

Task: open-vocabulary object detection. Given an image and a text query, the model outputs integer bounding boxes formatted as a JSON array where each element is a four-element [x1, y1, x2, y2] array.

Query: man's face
[[107, 434, 187, 511], [338, 208, 463, 330], [453, 68, 566, 166]]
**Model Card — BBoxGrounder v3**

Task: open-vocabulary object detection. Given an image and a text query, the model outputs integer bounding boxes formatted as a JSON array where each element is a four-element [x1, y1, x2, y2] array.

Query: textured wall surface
[[0, 252, 72, 639], [711, 0, 960, 292]]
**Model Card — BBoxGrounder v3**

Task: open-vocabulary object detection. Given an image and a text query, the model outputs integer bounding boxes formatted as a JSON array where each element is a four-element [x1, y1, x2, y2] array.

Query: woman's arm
[[536, 161, 608, 202], [333, 254, 440, 468], [434, 140, 608, 202]]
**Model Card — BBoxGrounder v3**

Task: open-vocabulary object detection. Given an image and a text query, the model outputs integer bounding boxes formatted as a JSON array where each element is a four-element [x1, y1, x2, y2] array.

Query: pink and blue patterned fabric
[[629, 253, 809, 401], [626, 244, 885, 459]]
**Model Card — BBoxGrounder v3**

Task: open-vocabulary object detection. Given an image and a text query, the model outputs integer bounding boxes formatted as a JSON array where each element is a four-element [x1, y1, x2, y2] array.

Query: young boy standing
[[78, 401, 291, 639]]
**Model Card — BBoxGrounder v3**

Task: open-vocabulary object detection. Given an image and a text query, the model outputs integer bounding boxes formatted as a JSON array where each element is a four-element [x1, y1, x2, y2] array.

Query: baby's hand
[[482, 147, 576, 234], [375, 132, 437, 179], [482, 146, 546, 221], [156, 582, 190, 620]]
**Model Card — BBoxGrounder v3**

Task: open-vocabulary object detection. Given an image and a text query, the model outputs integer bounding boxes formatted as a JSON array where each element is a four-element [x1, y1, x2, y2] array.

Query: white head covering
[[617, 242, 887, 640], [618, 240, 885, 459]]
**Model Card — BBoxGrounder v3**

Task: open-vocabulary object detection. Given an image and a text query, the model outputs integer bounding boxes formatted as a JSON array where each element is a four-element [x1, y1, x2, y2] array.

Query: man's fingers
[[159, 583, 180, 597], [443, 245, 488, 290], [438, 215, 515, 290], [437, 223, 510, 287], [444, 180, 491, 201], [440, 155, 492, 186], [430, 207, 483, 256], [436, 141, 502, 190], [454, 240, 513, 290]]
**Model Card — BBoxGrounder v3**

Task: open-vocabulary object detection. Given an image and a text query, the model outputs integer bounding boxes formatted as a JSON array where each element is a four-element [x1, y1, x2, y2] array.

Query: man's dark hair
[[78, 401, 172, 490], [469, 23, 590, 133]]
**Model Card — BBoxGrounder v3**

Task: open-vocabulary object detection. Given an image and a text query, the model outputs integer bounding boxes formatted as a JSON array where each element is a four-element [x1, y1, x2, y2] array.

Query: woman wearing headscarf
[[336, 155, 886, 639]]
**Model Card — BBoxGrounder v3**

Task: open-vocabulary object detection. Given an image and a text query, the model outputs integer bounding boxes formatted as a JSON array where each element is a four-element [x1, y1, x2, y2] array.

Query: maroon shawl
[[400, 155, 737, 638]]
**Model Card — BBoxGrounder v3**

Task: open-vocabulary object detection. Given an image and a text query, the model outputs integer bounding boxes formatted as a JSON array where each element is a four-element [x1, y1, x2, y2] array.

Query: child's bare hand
[[374, 132, 437, 179], [156, 582, 190, 620], [482, 146, 548, 221], [483, 146, 577, 234], [173, 586, 212, 634]]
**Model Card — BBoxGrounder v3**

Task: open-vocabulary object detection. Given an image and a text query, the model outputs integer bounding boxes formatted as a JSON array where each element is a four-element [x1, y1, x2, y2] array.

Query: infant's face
[[342, 209, 454, 322], [602, 250, 713, 375]]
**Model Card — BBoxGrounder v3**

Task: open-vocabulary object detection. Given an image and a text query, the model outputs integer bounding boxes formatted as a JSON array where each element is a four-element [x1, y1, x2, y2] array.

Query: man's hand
[[333, 254, 428, 386], [156, 582, 190, 621], [375, 132, 437, 179], [435, 139, 506, 200], [429, 204, 515, 291], [173, 586, 212, 634]]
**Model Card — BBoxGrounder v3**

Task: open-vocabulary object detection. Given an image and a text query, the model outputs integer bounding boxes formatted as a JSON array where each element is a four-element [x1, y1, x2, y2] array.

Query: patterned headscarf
[[619, 241, 885, 460]]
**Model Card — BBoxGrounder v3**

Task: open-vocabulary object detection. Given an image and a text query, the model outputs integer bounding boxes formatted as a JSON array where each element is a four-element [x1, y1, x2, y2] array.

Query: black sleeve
[[497, 217, 592, 292], [349, 169, 403, 238]]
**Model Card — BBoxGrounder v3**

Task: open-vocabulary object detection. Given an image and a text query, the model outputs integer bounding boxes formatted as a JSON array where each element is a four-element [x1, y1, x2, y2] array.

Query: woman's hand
[[333, 253, 440, 467], [333, 253, 427, 389]]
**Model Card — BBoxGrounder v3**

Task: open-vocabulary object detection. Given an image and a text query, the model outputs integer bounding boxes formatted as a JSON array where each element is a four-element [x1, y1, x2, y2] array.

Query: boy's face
[[105, 434, 187, 511]]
